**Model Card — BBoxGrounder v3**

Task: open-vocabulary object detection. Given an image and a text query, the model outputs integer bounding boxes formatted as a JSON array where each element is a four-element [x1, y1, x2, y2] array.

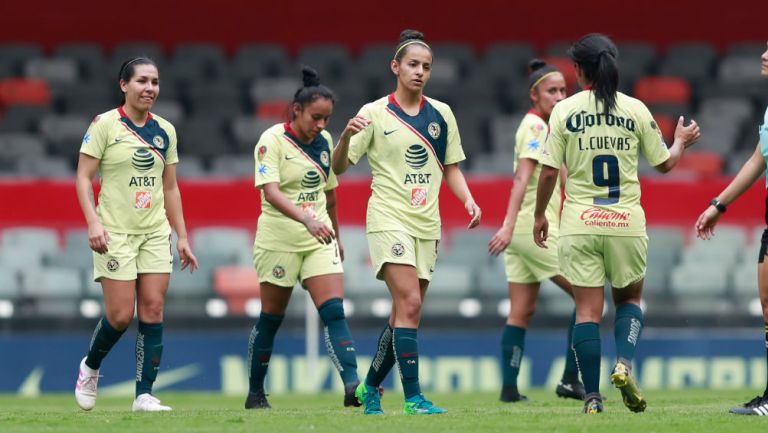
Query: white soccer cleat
[[75, 357, 100, 411], [132, 393, 172, 412]]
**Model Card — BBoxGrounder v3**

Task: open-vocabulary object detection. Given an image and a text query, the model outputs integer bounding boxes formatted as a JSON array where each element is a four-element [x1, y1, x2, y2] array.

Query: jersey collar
[[388, 93, 426, 114], [118, 106, 153, 125]]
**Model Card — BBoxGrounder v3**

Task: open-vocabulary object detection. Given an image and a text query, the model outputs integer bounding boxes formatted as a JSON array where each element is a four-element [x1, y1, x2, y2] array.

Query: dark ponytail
[[291, 65, 336, 119], [394, 29, 432, 63], [567, 33, 619, 116], [117, 57, 157, 105]]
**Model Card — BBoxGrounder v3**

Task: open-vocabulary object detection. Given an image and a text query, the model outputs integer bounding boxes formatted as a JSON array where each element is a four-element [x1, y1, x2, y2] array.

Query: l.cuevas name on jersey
[[540, 91, 670, 236], [79, 107, 178, 234], [254, 123, 338, 252], [348, 94, 466, 240]]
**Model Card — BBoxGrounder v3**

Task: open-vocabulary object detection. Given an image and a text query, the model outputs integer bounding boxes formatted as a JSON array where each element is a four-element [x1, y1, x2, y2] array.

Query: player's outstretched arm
[[655, 116, 701, 173], [696, 142, 765, 240]]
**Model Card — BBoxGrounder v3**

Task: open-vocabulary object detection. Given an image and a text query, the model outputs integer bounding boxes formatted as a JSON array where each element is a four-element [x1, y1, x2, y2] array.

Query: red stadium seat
[[542, 56, 578, 93], [653, 113, 676, 144], [633, 76, 691, 105], [256, 100, 289, 121], [674, 151, 723, 179], [0, 78, 51, 110], [213, 265, 260, 315]]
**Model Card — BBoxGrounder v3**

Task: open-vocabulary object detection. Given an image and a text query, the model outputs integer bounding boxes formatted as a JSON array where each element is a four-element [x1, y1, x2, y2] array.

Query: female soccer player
[[695, 40, 768, 416], [332, 29, 481, 415], [74, 57, 199, 412], [533, 33, 700, 414], [246, 66, 362, 410], [488, 59, 585, 402]]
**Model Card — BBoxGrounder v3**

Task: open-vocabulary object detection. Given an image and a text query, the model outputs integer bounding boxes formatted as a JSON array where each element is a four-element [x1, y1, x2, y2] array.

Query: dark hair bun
[[528, 59, 547, 73], [399, 29, 425, 44], [301, 65, 321, 87]]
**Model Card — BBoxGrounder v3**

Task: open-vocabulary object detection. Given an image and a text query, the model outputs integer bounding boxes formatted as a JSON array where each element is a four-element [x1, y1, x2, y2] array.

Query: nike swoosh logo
[[332, 260, 340, 265], [383, 129, 397, 136], [401, 352, 418, 358], [285, 155, 296, 160], [100, 364, 203, 396]]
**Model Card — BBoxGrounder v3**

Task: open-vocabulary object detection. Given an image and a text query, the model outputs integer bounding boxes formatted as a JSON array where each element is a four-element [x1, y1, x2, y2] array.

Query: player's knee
[[510, 303, 536, 323], [397, 297, 422, 321], [138, 300, 165, 322], [317, 298, 346, 323], [106, 310, 133, 330]]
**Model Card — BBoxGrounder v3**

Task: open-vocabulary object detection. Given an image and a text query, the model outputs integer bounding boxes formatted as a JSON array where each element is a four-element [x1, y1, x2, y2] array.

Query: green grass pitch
[[2, 389, 768, 433]]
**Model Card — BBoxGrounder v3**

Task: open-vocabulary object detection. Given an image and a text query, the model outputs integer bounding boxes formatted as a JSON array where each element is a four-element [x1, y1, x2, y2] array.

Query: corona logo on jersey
[[565, 110, 636, 134], [579, 207, 631, 228], [132, 149, 155, 172]]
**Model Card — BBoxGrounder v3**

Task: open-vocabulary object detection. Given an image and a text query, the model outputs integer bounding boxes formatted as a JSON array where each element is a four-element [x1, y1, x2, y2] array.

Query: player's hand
[[488, 225, 513, 256], [675, 116, 701, 148], [533, 216, 549, 249], [465, 199, 481, 229], [177, 237, 199, 273], [88, 220, 109, 254], [340, 116, 371, 141], [695, 205, 722, 240], [304, 218, 335, 245]]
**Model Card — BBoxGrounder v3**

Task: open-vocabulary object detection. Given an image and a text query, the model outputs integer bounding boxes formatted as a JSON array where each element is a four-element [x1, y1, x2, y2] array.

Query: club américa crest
[[272, 265, 285, 279], [391, 242, 405, 257], [427, 122, 441, 139]]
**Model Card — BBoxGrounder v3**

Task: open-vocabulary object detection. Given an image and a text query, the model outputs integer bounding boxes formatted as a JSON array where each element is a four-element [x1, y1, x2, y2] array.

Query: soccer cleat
[[355, 382, 384, 415], [556, 380, 586, 400], [403, 394, 447, 415], [583, 394, 603, 414], [344, 382, 363, 407], [610, 362, 647, 412], [244, 389, 271, 409], [132, 393, 171, 412], [729, 395, 768, 415], [499, 385, 528, 403], [75, 357, 100, 411]]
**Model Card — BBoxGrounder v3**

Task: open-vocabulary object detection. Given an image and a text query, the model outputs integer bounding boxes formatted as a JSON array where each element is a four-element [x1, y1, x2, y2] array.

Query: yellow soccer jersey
[[541, 90, 670, 236], [513, 110, 561, 234], [347, 94, 466, 240], [79, 107, 178, 234], [254, 123, 338, 252]]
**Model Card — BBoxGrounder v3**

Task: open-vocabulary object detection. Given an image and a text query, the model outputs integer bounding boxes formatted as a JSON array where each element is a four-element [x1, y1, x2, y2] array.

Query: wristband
[[710, 198, 726, 213]]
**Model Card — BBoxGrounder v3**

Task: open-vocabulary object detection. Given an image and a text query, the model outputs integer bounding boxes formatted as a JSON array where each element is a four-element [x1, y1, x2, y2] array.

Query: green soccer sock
[[135, 321, 163, 397], [393, 327, 421, 399], [85, 316, 126, 370], [247, 312, 284, 393], [501, 325, 526, 387], [573, 322, 601, 395], [317, 298, 359, 386], [614, 303, 643, 366], [365, 323, 395, 387], [562, 310, 580, 382]]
